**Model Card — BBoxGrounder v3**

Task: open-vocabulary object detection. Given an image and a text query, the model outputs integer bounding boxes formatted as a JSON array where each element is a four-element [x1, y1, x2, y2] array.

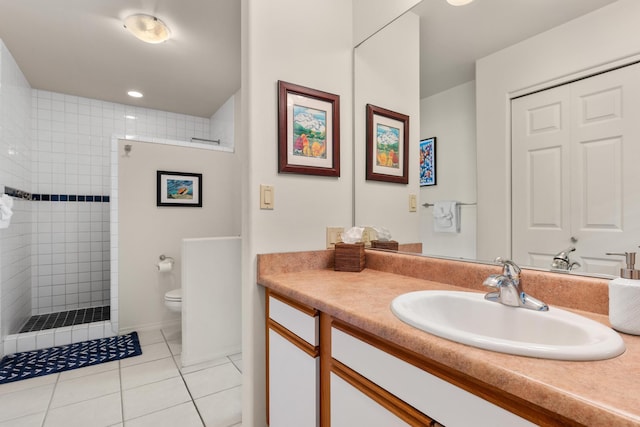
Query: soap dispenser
[[606, 250, 640, 335]]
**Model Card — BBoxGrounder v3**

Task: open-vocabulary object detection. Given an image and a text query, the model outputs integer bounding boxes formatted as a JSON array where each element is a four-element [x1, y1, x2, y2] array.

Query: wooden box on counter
[[370, 240, 399, 251], [334, 242, 365, 272]]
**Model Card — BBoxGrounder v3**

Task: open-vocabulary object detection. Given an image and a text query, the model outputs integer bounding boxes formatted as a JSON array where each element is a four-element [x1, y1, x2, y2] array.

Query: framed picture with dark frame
[[365, 104, 409, 184], [157, 170, 202, 207], [419, 137, 436, 186], [277, 80, 340, 177]]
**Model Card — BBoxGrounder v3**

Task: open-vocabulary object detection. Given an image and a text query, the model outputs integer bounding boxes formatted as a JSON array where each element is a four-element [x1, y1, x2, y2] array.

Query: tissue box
[[371, 240, 399, 251], [334, 243, 365, 272]]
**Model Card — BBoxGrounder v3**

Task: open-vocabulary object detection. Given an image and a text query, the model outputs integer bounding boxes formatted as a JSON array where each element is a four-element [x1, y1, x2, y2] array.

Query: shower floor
[[19, 306, 110, 333]]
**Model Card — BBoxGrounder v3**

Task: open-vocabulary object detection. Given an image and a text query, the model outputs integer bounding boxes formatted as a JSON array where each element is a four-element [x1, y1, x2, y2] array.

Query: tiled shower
[[29, 90, 211, 317], [0, 40, 225, 353]]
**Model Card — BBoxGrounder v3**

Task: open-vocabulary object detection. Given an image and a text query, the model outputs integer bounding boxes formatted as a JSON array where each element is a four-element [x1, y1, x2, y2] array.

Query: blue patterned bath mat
[[0, 332, 141, 384]]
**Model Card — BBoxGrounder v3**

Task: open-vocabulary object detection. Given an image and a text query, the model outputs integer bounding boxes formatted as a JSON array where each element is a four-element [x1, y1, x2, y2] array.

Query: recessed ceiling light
[[447, 0, 475, 5], [123, 14, 171, 44], [127, 90, 143, 98]]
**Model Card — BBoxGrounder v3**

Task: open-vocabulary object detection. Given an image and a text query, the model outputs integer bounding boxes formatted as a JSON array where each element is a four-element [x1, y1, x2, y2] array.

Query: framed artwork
[[419, 137, 436, 186], [365, 104, 409, 184], [278, 80, 340, 177], [157, 170, 202, 207]]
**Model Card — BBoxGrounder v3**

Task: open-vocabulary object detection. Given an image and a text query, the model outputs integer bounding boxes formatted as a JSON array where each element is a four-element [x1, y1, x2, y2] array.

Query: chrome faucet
[[483, 257, 549, 311], [551, 246, 581, 271]]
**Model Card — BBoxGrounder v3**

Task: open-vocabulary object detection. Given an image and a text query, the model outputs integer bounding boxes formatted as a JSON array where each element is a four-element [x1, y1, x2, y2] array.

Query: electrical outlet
[[326, 227, 344, 249]]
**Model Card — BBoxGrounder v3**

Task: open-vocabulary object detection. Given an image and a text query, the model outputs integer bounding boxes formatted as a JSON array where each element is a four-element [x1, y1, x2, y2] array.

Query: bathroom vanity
[[258, 250, 640, 426]]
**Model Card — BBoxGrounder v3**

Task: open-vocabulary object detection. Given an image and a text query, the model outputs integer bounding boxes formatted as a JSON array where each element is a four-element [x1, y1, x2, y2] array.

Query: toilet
[[164, 288, 182, 313]]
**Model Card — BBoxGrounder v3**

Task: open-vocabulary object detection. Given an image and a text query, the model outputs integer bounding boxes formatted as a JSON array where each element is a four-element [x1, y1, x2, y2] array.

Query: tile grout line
[[118, 359, 125, 425], [40, 373, 61, 427], [161, 328, 207, 427]]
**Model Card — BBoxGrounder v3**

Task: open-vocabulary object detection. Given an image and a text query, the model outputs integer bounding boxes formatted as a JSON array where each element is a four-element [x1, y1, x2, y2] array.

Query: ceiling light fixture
[[127, 90, 143, 98], [447, 0, 475, 5], [123, 14, 171, 44]]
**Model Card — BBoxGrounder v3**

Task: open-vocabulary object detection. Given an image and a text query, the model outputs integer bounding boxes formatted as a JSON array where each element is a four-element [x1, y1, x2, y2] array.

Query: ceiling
[[0, 1, 618, 117], [413, 0, 618, 99], [0, 0, 240, 118]]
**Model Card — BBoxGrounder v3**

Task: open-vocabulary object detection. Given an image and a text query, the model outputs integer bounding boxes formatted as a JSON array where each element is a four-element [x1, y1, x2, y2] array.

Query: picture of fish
[[167, 179, 193, 199]]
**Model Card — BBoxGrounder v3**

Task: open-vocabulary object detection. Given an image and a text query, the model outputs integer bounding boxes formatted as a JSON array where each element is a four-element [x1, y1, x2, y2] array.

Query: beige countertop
[[257, 250, 640, 426]]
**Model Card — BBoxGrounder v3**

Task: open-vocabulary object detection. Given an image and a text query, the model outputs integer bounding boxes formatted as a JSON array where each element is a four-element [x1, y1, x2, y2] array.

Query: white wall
[[242, 0, 354, 424], [354, 11, 421, 244], [476, 0, 640, 260], [182, 237, 241, 366], [210, 91, 238, 150], [0, 40, 32, 346], [352, 0, 421, 46], [420, 81, 477, 259], [118, 140, 240, 332]]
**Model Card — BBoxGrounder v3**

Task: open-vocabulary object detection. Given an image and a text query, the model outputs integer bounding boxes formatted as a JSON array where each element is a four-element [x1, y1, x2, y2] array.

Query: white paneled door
[[512, 63, 640, 275]]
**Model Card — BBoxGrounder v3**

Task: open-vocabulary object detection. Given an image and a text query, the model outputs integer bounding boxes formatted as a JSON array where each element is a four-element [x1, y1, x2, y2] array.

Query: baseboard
[[118, 318, 181, 335]]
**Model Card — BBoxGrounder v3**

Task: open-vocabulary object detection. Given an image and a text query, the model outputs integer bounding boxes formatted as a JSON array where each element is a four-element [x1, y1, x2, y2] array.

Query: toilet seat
[[164, 288, 182, 313], [165, 288, 182, 301]]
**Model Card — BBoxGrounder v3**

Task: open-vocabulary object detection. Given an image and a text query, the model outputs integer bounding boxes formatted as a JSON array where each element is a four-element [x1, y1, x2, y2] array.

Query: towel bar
[[422, 202, 476, 208]]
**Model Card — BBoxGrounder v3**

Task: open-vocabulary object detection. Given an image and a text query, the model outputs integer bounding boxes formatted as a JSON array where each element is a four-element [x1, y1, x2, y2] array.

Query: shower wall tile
[[0, 41, 33, 347], [31, 89, 213, 315]]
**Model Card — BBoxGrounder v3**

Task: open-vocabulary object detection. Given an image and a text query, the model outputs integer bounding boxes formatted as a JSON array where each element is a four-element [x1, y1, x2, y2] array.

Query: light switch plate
[[260, 185, 274, 210], [409, 194, 417, 212], [326, 227, 344, 249]]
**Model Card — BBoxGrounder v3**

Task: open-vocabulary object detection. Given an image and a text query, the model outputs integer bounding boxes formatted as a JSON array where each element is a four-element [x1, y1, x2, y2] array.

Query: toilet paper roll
[[157, 259, 173, 273], [609, 278, 640, 335]]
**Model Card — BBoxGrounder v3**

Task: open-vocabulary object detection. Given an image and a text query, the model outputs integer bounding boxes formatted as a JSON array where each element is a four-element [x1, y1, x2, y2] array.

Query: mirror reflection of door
[[512, 62, 640, 275]]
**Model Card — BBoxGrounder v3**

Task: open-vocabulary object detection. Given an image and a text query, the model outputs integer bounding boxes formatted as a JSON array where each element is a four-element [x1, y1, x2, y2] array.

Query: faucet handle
[[494, 257, 521, 279]]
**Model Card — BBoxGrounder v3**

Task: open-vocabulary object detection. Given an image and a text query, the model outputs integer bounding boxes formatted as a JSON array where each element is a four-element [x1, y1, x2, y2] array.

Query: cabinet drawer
[[332, 327, 534, 427], [269, 295, 319, 346]]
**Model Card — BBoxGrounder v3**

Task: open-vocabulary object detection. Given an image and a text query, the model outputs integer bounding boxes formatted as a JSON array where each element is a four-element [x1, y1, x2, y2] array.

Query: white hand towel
[[0, 194, 14, 229], [432, 200, 460, 233]]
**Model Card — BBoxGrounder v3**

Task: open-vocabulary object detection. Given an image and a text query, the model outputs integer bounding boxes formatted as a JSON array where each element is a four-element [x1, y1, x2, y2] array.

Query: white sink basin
[[391, 290, 625, 361]]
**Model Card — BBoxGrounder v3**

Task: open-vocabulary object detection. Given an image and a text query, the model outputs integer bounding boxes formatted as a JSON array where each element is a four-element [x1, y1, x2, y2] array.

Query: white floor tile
[[58, 360, 119, 382], [120, 342, 171, 368], [135, 330, 164, 346], [195, 386, 241, 427], [50, 369, 120, 408], [161, 325, 181, 342], [0, 383, 55, 422], [167, 339, 182, 356], [0, 412, 45, 427], [178, 355, 231, 375], [230, 358, 242, 373], [44, 392, 122, 427], [228, 353, 242, 362], [183, 362, 242, 399], [0, 327, 242, 427], [0, 373, 58, 396], [120, 357, 179, 390], [125, 401, 203, 427], [122, 376, 191, 421]]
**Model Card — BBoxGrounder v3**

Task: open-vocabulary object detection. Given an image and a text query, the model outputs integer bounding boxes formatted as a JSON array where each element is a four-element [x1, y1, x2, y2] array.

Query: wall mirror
[[354, 0, 640, 279]]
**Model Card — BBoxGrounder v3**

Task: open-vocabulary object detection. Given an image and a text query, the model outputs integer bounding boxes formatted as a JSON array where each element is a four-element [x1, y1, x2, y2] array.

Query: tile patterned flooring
[[19, 306, 111, 333], [0, 327, 242, 427]]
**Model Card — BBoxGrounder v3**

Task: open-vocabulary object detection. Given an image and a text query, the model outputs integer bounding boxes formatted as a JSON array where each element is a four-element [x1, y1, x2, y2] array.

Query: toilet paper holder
[[157, 254, 175, 272], [159, 254, 175, 263]]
